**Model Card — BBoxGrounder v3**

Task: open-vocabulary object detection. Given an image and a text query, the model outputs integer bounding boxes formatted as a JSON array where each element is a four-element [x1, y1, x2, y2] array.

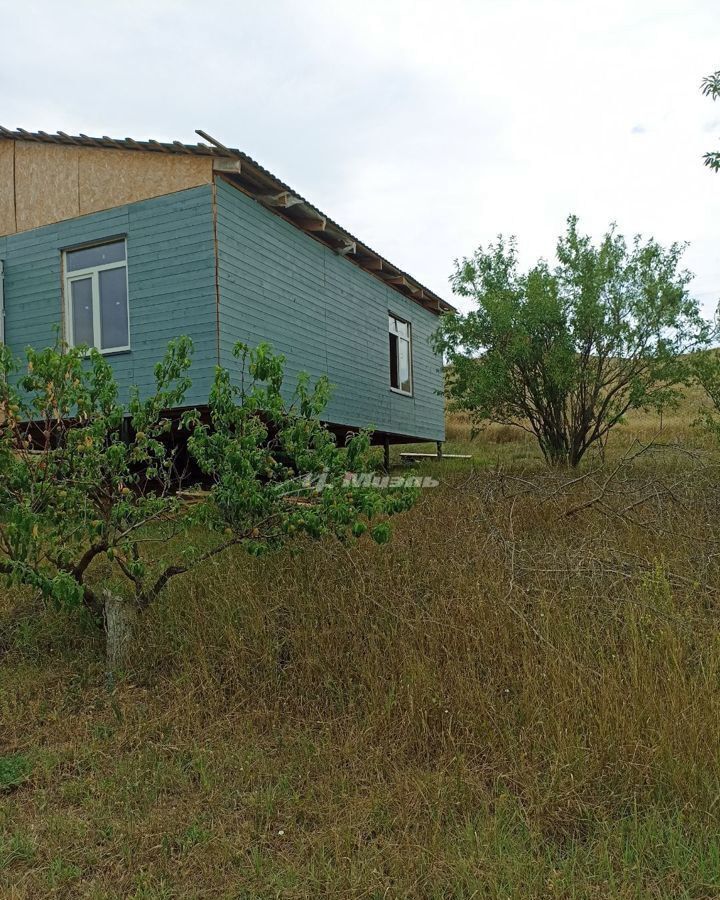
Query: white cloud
[[1, 0, 719, 313]]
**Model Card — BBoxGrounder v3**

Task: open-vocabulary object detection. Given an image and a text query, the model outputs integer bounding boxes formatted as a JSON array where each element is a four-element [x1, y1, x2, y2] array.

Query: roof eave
[[0, 126, 457, 315]]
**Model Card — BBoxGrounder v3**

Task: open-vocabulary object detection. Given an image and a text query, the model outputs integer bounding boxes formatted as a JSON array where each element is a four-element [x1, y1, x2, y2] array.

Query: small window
[[64, 239, 129, 353], [388, 313, 412, 395]]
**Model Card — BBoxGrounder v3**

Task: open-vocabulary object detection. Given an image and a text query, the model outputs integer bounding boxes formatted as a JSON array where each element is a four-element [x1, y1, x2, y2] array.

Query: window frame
[[388, 312, 413, 397], [63, 239, 130, 355]]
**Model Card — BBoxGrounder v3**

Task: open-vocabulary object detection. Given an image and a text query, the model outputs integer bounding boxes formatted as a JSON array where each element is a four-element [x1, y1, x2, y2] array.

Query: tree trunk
[[103, 590, 139, 670]]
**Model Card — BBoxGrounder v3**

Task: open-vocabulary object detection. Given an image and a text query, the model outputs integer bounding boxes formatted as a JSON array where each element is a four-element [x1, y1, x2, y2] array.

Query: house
[[0, 127, 453, 451]]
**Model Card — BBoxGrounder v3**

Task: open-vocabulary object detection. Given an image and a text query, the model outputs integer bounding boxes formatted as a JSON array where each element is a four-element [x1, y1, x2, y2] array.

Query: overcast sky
[[2, 0, 719, 314]]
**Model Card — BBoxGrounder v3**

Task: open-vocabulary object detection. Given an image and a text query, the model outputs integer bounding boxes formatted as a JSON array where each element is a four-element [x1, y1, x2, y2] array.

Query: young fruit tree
[[435, 216, 710, 467], [0, 339, 415, 667]]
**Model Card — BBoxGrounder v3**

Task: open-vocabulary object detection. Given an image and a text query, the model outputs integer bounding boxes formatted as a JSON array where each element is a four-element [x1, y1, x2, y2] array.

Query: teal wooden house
[[0, 128, 453, 448]]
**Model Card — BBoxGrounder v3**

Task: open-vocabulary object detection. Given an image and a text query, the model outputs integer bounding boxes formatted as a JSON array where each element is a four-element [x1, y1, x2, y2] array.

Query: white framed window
[[388, 313, 412, 395], [64, 239, 130, 353]]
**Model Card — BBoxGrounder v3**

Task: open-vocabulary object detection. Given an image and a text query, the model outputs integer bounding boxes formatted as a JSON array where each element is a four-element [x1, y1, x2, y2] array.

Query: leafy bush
[[435, 216, 710, 466]]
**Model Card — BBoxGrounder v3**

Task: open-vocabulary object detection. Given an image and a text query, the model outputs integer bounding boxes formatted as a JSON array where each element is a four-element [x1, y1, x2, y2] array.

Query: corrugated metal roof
[[0, 126, 455, 315]]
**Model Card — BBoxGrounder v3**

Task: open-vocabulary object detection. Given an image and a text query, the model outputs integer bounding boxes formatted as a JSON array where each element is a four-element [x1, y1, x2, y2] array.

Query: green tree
[[0, 339, 414, 666], [435, 216, 710, 467], [690, 347, 720, 443], [702, 70, 720, 172]]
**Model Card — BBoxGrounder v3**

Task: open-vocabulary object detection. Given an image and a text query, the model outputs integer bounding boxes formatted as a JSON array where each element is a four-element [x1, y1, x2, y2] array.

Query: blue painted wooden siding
[[215, 179, 445, 441], [0, 178, 446, 441], [0, 185, 218, 406]]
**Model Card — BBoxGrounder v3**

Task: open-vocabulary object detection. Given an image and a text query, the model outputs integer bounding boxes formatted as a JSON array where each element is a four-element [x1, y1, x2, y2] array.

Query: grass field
[[2, 395, 720, 898]]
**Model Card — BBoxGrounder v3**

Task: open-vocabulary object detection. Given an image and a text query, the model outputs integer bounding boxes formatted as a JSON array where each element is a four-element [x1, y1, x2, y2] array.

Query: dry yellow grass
[[2, 391, 720, 897]]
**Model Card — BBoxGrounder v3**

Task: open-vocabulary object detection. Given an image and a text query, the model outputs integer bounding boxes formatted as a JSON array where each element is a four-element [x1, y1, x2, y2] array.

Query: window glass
[[66, 240, 125, 273], [99, 267, 129, 350], [398, 340, 411, 393], [389, 332, 399, 388], [388, 314, 412, 394], [70, 278, 94, 346]]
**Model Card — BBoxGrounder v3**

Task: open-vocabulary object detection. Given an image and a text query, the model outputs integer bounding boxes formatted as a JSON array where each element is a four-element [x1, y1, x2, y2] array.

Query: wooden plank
[[336, 240, 356, 257], [259, 191, 303, 209], [213, 158, 242, 173], [400, 452, 472, 459], [362, 258, 383, 271], [294, 217, 326, 232]]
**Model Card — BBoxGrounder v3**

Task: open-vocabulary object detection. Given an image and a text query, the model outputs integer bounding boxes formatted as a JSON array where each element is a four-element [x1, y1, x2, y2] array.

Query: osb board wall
[[15, 144, 80, 232], [0, 141, 214, 236], [78, 148, 213, 217], [0, 142, 16, 235]]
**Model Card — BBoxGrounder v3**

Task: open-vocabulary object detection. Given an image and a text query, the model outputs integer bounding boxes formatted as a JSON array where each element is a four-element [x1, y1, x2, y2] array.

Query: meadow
[[2, 396, 720, 898]]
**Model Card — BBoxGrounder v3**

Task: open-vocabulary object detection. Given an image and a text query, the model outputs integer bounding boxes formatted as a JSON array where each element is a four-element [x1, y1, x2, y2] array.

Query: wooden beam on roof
[[79, 133, 106, 147], [15, 128, 41, 141], [294, 217, 326, 232], [336, 240, 356, 257], [361, 257, 383, 271], [213, 158, 242, 173], [260, 191, 303, 209], [55, 131, 79, 145], [101, 135, 128, 150], [386, 275, 410, 289], [195, 129, 233, 154]]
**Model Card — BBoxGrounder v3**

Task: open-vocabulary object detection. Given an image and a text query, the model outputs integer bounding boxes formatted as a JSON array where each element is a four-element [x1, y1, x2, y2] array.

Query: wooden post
[[383, 436, 390, 472], [436, 441, 443, 459]]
